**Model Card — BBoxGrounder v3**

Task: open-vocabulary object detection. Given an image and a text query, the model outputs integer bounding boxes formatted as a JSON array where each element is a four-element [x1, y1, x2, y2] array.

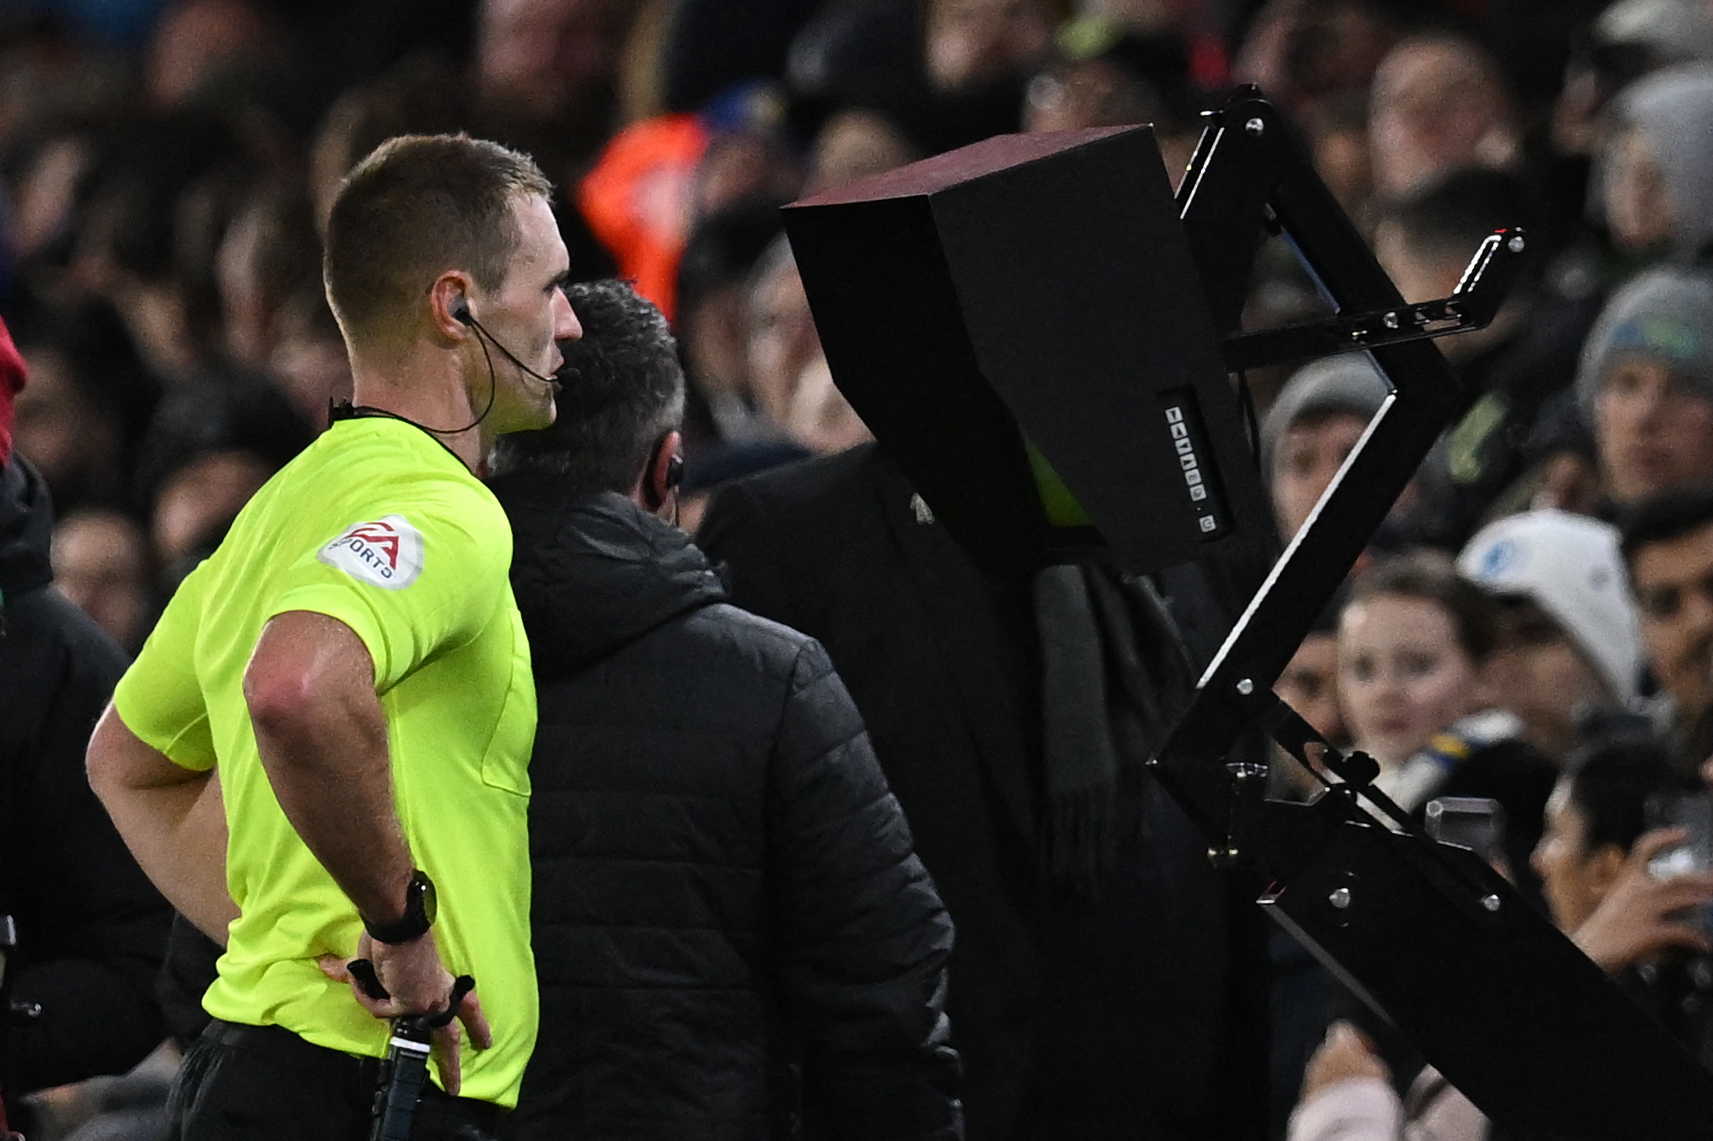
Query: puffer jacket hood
[[490, 476, 725, 678], [0, 457, 54, 598]]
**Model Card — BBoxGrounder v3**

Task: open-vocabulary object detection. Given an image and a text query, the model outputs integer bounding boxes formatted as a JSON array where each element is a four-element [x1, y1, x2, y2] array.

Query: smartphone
[[1643, 792, 1713, 946], [1425, 797, 1507, 865], [1645, 792, 1713, 880]]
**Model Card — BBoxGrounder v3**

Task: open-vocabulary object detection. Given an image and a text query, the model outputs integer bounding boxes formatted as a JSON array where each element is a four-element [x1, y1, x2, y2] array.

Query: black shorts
[[167, 1019, 511, 1141]]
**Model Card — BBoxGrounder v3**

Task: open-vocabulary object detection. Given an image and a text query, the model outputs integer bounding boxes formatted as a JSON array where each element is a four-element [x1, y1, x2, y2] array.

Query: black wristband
[[363, 869, 437, 945]]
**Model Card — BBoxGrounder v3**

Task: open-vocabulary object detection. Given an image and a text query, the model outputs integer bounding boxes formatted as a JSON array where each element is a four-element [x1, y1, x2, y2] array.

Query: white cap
[[1456, 510, 1643, 704]]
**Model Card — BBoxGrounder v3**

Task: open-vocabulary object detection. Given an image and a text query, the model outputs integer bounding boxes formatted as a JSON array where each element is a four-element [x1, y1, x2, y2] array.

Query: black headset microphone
[[454, 298, 682, 509], [452, 300, 563, 392], [328, 299, 563, 436]]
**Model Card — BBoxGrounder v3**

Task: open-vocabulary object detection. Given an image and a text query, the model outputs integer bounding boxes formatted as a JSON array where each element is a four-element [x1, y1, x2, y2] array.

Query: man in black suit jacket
[[699, 443, 1269, 1141]]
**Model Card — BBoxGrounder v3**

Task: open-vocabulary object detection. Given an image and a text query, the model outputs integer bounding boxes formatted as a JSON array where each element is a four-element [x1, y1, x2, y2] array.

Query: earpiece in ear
[[451, 299, 473, 326], [643, 436, 685, 510]]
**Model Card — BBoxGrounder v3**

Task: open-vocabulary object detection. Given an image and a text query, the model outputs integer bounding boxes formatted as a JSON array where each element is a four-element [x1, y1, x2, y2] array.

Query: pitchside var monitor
[[781, 125, 1269, 575]]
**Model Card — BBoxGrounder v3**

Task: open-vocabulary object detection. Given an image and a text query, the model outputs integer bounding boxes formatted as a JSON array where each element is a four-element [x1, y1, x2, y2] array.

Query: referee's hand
[[319, 931, 493, 1095]]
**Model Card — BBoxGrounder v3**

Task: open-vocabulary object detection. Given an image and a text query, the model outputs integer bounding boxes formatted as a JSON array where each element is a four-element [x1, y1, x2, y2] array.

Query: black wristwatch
[[364, 869, 437, 945]]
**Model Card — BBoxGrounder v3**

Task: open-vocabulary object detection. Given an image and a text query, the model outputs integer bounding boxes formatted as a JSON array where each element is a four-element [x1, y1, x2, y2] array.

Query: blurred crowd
[[11, 0, 1713, 1137]]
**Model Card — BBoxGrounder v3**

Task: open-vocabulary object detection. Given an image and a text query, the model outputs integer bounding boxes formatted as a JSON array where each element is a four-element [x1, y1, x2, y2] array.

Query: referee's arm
[[243, 609, 415, 932], [245, 608, 492, 1094], [87, 706, 235, 944]]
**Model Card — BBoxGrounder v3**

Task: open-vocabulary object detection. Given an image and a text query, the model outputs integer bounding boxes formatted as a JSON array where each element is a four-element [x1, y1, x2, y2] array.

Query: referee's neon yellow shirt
[[115, 417, 539, 1107]]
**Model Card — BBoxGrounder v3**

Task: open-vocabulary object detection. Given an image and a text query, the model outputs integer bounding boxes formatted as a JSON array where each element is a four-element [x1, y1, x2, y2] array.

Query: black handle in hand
[[370, 1017, 432, 1141], [363, 974, 477, 1141]]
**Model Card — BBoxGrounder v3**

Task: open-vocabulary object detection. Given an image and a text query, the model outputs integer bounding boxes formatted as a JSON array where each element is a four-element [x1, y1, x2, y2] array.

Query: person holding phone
[[1289, 735, 1713, 1141]]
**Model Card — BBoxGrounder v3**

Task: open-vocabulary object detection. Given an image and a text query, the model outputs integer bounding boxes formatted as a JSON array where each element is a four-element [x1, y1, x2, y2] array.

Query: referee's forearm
[[245, 611, 416, 926], [87, 705, 237, 942]]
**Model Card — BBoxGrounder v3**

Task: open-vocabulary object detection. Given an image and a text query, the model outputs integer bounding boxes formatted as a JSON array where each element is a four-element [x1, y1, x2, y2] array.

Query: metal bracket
[[1222, 228, 1527, 372]]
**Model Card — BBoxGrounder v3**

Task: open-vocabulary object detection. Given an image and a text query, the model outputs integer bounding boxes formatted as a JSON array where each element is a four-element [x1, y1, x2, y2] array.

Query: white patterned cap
[[1457, 510, 1643, 704]]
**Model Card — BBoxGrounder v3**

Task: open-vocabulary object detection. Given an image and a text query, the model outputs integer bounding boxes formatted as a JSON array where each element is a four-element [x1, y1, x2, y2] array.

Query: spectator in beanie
[[1261, 353, 1390, 541], [1595, 64, 1713, 264], [1577, 264, 1713, 509]]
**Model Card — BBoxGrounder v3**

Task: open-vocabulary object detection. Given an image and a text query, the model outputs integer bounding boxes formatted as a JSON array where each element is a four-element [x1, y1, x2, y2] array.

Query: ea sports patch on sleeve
[[318, 515, 425, 589]]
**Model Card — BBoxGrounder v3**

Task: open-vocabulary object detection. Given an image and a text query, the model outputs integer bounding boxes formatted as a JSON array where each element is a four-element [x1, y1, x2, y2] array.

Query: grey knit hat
[[1260, 353, 1391, 478], [1604, 64, 1713, 260], [1596, 0, 1713, 67], [1575, 263, 1713, 421]]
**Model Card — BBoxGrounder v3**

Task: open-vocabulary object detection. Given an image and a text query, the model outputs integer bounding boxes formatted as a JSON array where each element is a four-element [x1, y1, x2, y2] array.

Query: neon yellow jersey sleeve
[[113, 560, 217, 772], [264, 481, 511, 691]]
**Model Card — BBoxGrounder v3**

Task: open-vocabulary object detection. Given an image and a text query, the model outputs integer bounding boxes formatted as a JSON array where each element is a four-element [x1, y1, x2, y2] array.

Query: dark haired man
[[88, 133, 578, 1140], [1370, 166, 1602, 549], [1620, 484, 1713, 765], [488, 279, 961, 1140]]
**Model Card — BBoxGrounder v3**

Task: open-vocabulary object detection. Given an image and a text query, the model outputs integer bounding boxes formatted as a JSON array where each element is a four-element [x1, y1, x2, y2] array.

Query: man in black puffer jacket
[[488, 279, 961, 1141]]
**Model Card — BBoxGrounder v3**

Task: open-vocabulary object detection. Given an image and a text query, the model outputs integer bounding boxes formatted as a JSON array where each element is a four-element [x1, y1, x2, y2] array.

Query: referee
[[88, 134, 579, 1140]]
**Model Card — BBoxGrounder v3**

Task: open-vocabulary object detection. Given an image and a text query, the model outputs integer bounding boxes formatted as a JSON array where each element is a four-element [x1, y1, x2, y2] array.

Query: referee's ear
[[429, 272, 477, 344]]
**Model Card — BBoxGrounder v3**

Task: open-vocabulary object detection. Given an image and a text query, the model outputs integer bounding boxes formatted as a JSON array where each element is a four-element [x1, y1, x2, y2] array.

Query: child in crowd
[[1336, 554, 1556, 884], [1337, 554, 1490, 788]]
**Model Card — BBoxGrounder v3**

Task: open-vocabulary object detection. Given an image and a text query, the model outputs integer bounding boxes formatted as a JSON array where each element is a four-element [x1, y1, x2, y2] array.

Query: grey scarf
[[1034, 562, 1197, 891]]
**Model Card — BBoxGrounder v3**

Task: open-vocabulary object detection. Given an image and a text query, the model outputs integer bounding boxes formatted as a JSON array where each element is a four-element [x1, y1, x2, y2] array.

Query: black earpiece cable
[[457, 308, 561, 387], [330, 309, 509, 437]]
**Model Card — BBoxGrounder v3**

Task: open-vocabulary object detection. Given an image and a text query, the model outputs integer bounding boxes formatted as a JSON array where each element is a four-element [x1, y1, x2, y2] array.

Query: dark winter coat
[[0, 458, 170, 1107], [493, 477, 961, 1141], [698, 444, 1270, 1141]]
